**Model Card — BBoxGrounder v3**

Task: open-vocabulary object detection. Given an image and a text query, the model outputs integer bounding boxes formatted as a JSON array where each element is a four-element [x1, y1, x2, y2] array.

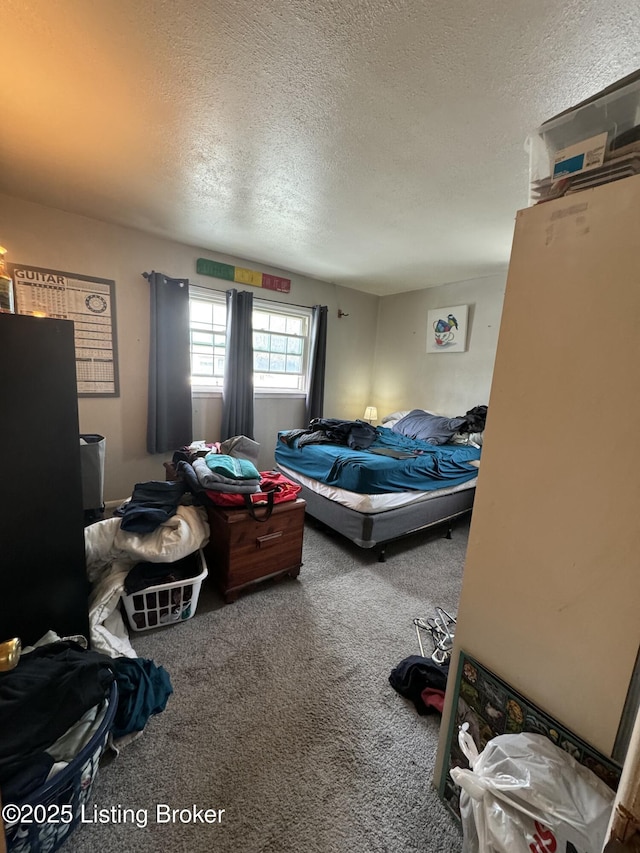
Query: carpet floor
[[69, 517, 468, 853]]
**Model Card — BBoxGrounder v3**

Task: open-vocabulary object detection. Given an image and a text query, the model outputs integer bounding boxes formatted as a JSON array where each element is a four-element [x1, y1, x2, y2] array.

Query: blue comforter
[[275, 426, 480, 494]]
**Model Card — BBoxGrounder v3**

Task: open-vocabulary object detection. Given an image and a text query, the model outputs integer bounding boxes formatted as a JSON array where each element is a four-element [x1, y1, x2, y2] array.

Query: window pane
[[286, 355, 302, 373], [253, 311, 270, 331], [255, 372, 301, 390], [254, 352, 270, 371], [212, 305, 226, 327], [270, 335, 287, 353], [253, 332, 270, 351], [286, 316, 302, 335], [191, 322, 213, 333], [190, 301, 212, 324], [192, 331, 214, 346], [269, 314, 286, 333], [192, 344, 214, 356], [287, 337, 303, 355], [192, 354, 214, 375], [270, 353, 286, 372]]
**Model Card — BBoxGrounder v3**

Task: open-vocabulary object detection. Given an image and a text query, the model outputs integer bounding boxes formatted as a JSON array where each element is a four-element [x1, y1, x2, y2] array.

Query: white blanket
[[85, 506, 210, 658]]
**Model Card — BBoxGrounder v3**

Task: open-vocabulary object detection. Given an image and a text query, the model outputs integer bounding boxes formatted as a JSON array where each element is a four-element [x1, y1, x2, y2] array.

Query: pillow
[[391, 409, 466, 446], [381, 410, 411, 425], [381, 408, 441, 428]]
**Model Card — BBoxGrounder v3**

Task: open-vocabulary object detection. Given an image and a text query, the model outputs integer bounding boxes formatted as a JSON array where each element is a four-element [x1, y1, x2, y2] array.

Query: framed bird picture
[[426, 304, 469, 353]]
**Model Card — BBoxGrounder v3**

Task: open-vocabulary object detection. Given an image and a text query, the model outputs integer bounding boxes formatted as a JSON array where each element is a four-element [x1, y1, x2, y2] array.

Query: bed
[[274, 409, 483, 560]]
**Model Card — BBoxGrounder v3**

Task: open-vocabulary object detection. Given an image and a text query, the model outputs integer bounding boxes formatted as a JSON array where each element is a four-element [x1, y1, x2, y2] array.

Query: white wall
[[373, 273, 507, 417], [0, 193, 379, 501]]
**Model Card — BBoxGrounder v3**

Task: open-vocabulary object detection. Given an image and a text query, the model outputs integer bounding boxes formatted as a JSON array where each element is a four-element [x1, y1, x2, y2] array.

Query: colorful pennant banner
[[196, 258, 291, 293]]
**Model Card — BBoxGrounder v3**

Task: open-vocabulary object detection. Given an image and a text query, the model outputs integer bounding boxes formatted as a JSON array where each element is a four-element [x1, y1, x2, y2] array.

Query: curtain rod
[[192, 282, 321, 311], [267, 298, 319, 310], [228, 287, 318, 311], [253, 296, 327, 312]]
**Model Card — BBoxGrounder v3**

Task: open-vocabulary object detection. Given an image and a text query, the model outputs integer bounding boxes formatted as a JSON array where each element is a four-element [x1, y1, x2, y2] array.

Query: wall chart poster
[[8, 264, 119, 397]]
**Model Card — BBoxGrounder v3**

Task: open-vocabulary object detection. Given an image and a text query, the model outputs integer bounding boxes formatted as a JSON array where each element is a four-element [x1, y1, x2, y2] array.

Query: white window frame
[[189, 287, 227, 391], [189, 286, 312, 396]]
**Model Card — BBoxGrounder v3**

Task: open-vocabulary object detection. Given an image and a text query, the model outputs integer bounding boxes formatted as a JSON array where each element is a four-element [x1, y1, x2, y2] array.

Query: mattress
[[275, 427, 480, 494], [277, 462, 478, 514]]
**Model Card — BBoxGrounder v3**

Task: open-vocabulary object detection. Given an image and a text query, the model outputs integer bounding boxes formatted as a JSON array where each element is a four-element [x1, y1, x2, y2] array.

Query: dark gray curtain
[[221, 288, 254, 441], [305, 305, 328, 423], [144, 271, 193, 454]]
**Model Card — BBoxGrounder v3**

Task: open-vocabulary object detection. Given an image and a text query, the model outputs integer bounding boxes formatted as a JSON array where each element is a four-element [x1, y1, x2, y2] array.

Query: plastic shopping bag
[[450, 727, 614, 853]]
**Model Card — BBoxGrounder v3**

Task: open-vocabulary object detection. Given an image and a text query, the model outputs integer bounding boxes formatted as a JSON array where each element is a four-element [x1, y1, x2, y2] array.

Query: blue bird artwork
[[428, 306, 467, 351], [434, 313, 459, 333]]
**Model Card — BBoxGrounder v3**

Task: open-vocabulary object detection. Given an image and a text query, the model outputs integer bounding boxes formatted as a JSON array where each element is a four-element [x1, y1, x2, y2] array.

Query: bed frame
[[292, 479, 475, 561]]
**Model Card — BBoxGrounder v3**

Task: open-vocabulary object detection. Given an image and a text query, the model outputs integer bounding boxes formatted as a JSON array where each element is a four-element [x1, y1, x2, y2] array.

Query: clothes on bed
[[461, 404, 488, 433], [367, 447, 419, 459], [280, 418, 377, 450], [275, 427, 480, 494]]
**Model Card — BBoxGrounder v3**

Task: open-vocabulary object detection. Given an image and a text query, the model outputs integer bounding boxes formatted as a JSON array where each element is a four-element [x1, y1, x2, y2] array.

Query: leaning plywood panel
[[436, 174, 640, 779]]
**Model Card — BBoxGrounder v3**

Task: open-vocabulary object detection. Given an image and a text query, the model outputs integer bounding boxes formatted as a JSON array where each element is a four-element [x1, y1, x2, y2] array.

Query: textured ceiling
[[1, 0, 639, 295]]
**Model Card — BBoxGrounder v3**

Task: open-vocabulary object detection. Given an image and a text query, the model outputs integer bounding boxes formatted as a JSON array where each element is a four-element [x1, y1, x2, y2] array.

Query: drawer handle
[[256, 531, 283, 547]]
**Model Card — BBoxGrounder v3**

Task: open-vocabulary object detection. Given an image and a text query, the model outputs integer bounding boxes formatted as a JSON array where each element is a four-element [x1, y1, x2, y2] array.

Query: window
[[189, 294, 227, 389], [189, 288, 311, 393]]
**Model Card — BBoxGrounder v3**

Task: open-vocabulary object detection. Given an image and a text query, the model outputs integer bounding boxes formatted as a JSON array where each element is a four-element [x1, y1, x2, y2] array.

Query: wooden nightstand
[[204, 498, 305, 602]]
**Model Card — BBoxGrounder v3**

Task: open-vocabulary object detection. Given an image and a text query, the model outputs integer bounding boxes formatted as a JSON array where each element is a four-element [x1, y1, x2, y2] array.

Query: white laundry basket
[[121, 549, 208, 632]]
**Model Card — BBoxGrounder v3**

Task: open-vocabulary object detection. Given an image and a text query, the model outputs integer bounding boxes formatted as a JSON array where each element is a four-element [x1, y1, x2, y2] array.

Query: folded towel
[[204, 453, 260, 481]]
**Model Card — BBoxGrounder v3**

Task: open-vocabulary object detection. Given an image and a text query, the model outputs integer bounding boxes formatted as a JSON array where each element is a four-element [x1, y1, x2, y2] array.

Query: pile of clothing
[[180, 454, 261, 497], [123, 550, 204, 630], [164, 435, 262, 501], [459, 404, 488, 433], [85, 504, 209, 658], [118, 480, 186, 533], [279, 418, 378, 450], [0, 635, 173, 807], [388, 655, 449, 715]]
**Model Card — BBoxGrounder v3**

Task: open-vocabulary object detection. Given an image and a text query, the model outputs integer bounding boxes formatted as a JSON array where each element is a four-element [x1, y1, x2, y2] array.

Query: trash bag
[[450, 726, 614, 853]]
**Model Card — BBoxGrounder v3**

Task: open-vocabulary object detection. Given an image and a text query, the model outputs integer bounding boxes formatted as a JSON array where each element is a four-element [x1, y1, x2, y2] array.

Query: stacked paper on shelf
[[531, 143, 640, 203]]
